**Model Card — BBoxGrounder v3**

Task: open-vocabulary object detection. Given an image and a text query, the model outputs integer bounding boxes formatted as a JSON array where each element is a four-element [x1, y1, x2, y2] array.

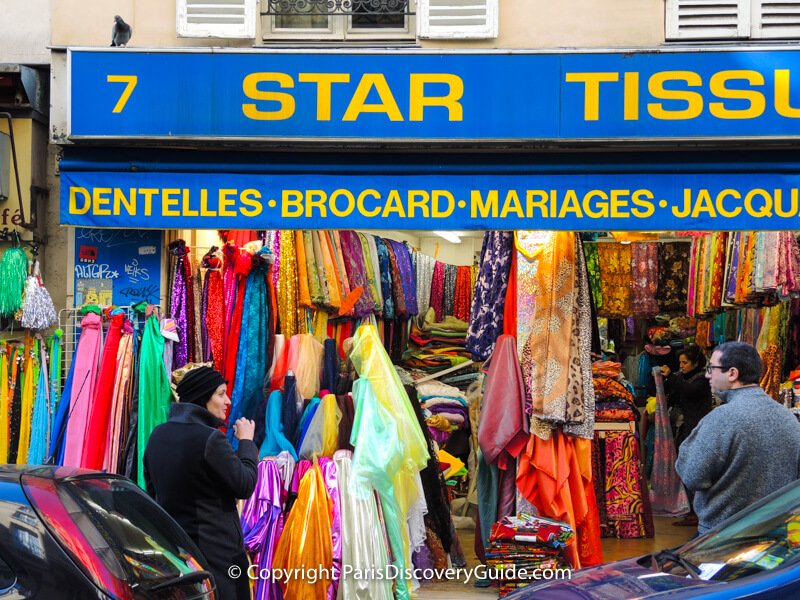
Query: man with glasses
[[676, 341, 800, 535]]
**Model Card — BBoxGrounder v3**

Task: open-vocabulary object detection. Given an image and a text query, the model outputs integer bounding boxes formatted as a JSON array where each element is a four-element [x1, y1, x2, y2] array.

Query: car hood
[[507, 557, 717, 599]]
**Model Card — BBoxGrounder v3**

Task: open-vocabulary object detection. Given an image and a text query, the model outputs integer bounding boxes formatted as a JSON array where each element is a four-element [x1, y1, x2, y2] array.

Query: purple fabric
[[318, 457, 342, 600], [201, 269, 211, 363], [338, 231, 376, 318], [428, 426, 451, 446], [412, 545, 435, 575], [427, 404, 468, 420], [242, 459, 285, 600], [387, 240, 418, 317], [169, 241, 190, 370], [291, 459, 312, 494]]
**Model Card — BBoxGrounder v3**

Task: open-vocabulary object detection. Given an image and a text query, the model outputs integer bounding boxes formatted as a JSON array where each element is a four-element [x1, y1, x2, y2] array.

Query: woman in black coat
[[660, 344, 712, 527], [661, 344, 713, 450], [144, 366, 258, 600]]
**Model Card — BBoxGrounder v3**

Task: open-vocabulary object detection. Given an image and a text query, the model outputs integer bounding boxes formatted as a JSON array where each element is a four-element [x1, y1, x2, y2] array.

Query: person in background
[[661, 344, 712, 451], [661, 344, 712, 527], [676, 341, 800, 535], [144, 366, 257, 600]]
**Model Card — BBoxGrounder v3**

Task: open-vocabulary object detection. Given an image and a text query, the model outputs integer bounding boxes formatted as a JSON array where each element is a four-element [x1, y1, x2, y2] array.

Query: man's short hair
[[714, 341, 763, 385]]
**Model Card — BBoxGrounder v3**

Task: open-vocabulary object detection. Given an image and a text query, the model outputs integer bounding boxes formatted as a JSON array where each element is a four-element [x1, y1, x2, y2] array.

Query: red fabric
[[503, 250, 517, 336], [223, 253, 252, 403], [478, 334, 528, 470], [206, 269, 225, 373], [81, 313, 125, 470]]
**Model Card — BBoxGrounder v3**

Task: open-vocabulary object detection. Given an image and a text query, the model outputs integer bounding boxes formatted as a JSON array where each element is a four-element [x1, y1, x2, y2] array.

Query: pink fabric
[[631, 243, 659, 317], [63, 313, 103, 467], [429, 261, 445, 321]]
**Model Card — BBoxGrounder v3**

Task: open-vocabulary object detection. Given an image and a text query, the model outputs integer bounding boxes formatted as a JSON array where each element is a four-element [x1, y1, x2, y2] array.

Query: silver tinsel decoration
[[20, 261, 57, 330]]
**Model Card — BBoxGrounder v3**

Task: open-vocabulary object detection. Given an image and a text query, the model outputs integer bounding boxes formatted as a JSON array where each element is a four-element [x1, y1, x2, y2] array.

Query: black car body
[[0, 465, 216, 599]]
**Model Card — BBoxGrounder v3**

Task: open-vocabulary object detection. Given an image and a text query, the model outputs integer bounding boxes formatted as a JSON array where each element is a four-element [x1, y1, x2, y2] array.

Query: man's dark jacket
[[144, 402, 258, 599]]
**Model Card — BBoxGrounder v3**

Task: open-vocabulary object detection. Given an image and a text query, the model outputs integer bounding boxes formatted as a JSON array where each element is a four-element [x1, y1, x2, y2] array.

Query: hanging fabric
[[27, 336, 50, 465], [63, 312, 103, 467], [103, 320, 134, 472], [168, 239, 195, 370], [596, 242, 633, 318], [20, 260, 57, 330], [466, 231, 514, 361], [81, 312, 125, 470], [136, 314, 172, 488], [630, 242, 659, 317], [17, 334, 38, 464], [228, 251, 271, 447], [273, 464, 333, 600], [657, 242, 691, 314], [415, 252, 436, 321], [277, 230, 301, 337], [0, 342, 9, 463], [649, 368, 690, 516], [428, 260, 445, 321]]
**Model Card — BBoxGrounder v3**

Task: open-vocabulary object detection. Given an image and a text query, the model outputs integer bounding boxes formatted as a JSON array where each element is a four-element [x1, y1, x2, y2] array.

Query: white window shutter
[[418, 0, 498, 39], [666, 0, 750, 40], [753, 0, 800, 38], [177, 0, 256, 38]]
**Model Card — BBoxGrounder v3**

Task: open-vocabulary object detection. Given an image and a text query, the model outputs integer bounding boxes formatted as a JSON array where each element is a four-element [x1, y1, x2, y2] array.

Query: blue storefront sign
[[60, 167, 800, 231], [68, 48, 800, 142], [73, 227, 162, 307]]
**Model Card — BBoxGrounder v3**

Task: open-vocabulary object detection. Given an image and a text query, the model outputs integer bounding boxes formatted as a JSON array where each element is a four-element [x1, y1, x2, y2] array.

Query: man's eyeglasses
[[705, 364, 730, 374]]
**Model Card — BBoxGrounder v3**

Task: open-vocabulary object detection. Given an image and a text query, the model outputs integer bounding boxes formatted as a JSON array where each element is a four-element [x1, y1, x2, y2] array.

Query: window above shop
[[175, 0, 498, 41], [666, 0, 800, 41]]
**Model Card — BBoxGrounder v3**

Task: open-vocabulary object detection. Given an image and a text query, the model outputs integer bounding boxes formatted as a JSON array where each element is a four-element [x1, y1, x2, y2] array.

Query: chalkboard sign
[[73, 228, 162, 307]]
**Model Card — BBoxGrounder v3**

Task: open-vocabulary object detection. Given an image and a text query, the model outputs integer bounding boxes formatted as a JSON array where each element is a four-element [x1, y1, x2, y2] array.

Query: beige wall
[[0, 0, 51, 64], [52, 0, 665, 49]]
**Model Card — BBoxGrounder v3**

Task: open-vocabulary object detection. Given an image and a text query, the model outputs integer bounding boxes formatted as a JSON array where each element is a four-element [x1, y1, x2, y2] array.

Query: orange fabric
[[503, 250, 517, 336], [317, 232, 342, 310], [295, 231, 312, 308], [516, 432, 603, 569]]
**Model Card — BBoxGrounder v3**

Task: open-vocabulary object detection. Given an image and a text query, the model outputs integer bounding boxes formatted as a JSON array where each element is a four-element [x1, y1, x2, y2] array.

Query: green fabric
[[584, 242, 603, 312], [476, 451, 499, 550], [137, 315, 172, 488]]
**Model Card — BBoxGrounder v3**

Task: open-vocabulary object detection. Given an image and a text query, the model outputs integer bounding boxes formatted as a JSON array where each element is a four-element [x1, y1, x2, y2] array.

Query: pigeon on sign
[[111, 15, 132, 47]]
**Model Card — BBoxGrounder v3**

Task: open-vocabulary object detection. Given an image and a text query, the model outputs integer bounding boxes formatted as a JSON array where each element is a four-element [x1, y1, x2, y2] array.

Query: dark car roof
[[0, 464, 110, 483]]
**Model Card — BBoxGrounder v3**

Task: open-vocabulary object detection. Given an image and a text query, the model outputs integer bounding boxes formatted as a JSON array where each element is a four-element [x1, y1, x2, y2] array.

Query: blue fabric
[[259, 390, 298, 460], [27, 341, 49, 465], [282, 373, 302, 445], [374, 237, 395, 320], [50, 348, 76, 465], [295, 398, 320, 451], [228, 257, 270, 450], [322, 338, 338, 394]]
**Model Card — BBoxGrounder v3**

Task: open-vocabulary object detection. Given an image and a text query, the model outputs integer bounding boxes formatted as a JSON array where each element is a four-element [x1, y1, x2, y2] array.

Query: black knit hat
[[176, 366, 226, 406]]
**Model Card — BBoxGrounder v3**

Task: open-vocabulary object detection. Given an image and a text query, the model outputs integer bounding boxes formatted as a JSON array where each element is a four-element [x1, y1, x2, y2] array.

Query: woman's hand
[[660, 365, 671, 377], [233, 418, 255, 441]]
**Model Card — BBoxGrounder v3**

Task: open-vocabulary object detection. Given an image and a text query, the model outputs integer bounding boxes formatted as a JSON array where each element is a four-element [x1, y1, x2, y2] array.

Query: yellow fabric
[[273, 464, 333, 600], [321, 393, 342, 457], [311, 310, 329, 343], [17, 334, 36, 464], [646, 396, 657, 415], [277, 230, 300, 338], [425, 414, 454, 432], [295, 230, 313, 308], [437, 449, 465, 480], [0, 342, 8, 463]]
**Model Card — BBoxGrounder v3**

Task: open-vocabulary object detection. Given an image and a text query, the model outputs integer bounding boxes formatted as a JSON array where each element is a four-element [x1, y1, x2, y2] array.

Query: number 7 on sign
[[107, 75, 138, 113]]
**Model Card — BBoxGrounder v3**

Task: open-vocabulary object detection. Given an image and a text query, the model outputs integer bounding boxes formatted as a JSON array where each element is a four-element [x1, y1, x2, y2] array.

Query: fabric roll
[[242, 459, 285, 600], [415, 253, 436, 321], [228, 253, 271, 448], [334, 450, 393, 600], [442, 264, 457, 317], [273, 464, 334, 600], [428, 261, 445, 321], [260, 390, 298, 461], [374, 237, 395, 319], [136, 314, 172, 488], [63, 312, 103, 467], [103, 322, 134, 473], [82, 312, 126, 470], [322, 339, 339, 395]]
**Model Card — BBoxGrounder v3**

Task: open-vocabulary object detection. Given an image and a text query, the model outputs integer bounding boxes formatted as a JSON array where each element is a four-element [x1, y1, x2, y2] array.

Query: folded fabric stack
[[485, 513, 573, 597], [416, 380, 470, 447], [404, 308, 478, 389], [593, 374, 638, 423]]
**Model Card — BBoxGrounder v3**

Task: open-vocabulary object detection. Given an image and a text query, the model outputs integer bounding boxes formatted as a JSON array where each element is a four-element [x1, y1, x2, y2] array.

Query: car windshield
[[672, 481, 800, 582], [58, 475, 212, 595]]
